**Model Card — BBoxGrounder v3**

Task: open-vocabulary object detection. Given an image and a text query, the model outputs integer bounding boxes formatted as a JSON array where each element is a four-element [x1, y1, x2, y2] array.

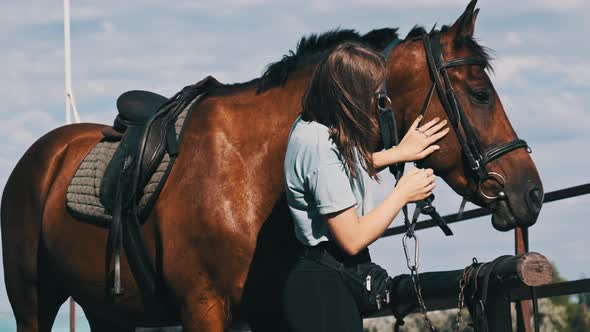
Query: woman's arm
[[325, 168, 436, 255], [371, 146, 404, 170], [372, 116, 449, 170]]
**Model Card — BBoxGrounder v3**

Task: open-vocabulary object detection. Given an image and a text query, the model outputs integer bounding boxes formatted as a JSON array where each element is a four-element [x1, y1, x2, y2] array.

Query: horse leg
[[2, 204, 69, 332], [1, 154, 70, 331], [180, 293, 229, 332], [35, 270, 69, 332], [2, 205, 70, 332], [9, 263, 68, 332]]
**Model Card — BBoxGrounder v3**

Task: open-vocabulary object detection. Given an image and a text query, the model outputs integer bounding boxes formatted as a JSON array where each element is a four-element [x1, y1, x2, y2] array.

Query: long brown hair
[[301, 42, 385, 179]]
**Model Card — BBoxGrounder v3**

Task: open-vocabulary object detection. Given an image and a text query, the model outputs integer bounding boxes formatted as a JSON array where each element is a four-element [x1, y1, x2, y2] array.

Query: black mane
[[235, 25, 492, 93], [257, 28, 399, 92]]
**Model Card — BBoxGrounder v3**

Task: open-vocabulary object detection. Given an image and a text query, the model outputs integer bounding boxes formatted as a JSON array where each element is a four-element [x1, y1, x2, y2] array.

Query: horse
[[1, 1, 543, 331]]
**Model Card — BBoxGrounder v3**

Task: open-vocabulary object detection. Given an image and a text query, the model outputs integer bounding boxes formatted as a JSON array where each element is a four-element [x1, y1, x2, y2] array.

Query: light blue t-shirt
[[284, 115, 370, 246]]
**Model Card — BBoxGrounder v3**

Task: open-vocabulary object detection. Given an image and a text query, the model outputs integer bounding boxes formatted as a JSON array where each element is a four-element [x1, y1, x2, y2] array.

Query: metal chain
[[455, 260, 477, 332], [403, 233, 438, 332], [402, 233, 478, 332], [409, 268, 439, 331]]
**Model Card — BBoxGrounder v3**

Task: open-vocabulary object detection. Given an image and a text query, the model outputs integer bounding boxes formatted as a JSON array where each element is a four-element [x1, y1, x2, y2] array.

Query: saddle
[[96, 76, 222, 303], [101, 90, 169, 139], [100, 90, 170, 213]]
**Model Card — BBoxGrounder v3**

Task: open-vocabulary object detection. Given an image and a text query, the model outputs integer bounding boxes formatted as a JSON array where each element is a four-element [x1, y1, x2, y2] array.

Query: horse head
[[386, 0, 543, 231]]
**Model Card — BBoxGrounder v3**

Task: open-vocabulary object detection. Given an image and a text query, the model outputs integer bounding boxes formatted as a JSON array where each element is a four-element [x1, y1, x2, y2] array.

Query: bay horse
[[1, 1, 543, 331]]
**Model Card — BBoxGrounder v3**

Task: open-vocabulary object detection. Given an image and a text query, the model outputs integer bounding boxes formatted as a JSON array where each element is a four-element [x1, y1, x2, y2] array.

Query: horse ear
[[450, 0, 479, 40]]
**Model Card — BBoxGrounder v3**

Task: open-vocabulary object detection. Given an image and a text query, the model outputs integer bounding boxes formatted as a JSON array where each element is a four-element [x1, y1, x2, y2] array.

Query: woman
[[282, 42, 449, 331]]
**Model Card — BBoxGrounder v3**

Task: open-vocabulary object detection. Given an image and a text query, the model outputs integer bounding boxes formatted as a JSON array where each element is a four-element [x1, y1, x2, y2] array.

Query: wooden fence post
[[515, 227, 532, 332]]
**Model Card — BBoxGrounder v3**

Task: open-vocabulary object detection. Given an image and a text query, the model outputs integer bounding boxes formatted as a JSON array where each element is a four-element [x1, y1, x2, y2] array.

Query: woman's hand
[[396, 115, 449, 162], [393, 168, 437, 204], [372, 115, 450, 169]]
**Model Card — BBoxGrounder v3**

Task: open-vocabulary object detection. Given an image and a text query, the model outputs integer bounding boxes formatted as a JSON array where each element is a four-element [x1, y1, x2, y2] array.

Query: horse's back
[[2, 122, 106, 213]]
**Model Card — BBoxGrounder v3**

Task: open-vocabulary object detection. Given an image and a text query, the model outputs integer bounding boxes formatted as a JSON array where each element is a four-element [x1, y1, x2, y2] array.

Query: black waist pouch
[[301, 242, 393, 315]]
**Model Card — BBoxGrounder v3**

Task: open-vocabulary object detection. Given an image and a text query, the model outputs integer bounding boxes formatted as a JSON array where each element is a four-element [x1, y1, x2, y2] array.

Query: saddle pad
[[66, 105, 191, 226]]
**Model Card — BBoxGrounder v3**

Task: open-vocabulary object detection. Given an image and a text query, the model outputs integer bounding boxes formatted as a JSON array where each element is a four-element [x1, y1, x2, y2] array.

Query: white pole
[[64, 0, 81, 124], [70, 92, 81, 123], [64, 0, 71, 124], [64, 1, 78, 331]]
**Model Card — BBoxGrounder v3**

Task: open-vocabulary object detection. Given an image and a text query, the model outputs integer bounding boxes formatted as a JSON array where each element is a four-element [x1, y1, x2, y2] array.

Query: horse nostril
[[528, 188, 543, 213]]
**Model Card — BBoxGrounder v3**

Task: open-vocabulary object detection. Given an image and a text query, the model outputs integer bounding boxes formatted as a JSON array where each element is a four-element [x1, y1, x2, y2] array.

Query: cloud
[[534, 0, 586, 11], [494, 55, 590, 87], [173, 0, 275, 16], [0, 111, 61, 147], [500, 92, 590, 144], [0, 48, 65, 109], [504, 32, 523, 46], [488, 54, 590, 145]]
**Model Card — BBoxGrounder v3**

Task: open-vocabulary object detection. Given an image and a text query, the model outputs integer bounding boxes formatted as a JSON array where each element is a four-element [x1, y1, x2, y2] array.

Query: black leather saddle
[[97, 76, 222, 300], [117, 91, 169, 131], [101, 90, 168, 140], [100, 90, 172, 213]]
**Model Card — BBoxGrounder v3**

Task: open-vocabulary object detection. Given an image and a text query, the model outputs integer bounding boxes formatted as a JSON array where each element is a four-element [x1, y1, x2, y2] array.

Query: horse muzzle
[[490, 182, 544, 231]]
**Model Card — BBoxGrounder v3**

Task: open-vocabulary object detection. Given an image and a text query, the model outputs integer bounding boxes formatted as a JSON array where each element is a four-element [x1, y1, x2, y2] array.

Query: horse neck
[[232, 68, 315, 124], [261, 68, 314, 111]]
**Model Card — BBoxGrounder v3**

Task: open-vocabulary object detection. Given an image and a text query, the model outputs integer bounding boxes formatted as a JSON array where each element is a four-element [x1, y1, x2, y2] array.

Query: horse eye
[[471, 89, 491, 105]]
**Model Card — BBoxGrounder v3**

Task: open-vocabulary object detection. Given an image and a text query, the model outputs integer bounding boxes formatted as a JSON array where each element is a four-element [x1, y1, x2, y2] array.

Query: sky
[[0, 0, 589, 328]]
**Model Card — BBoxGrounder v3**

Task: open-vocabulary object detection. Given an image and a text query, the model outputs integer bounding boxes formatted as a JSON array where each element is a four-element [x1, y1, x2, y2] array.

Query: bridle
[[376, 30, 537, 332], [377, 30, 531, 235], [417, 31, 529, 200]]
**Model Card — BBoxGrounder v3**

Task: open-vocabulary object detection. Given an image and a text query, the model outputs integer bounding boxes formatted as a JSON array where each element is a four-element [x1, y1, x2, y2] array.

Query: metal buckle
[[478, 172, 507, 201], [402, 233, 419, 271], [377, 93, 392, 110]]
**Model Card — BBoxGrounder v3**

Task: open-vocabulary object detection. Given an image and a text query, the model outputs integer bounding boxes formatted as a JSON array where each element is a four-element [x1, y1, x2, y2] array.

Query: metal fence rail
[[367, 278, 590, 319], [380, 183, 590, 238], [511, 278, 590, 301]]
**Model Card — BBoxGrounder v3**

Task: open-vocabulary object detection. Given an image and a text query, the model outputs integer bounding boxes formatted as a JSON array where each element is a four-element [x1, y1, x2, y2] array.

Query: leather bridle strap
[[423, 32, 489, 180], [419, 83, 436, 118], [440, 57, 487, 69], [379, 38, 452, 237], [485, 139, 529, 163]]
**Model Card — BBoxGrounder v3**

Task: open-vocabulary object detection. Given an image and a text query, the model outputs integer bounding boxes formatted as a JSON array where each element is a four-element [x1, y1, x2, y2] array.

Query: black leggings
[[281, 242, 370, 332]]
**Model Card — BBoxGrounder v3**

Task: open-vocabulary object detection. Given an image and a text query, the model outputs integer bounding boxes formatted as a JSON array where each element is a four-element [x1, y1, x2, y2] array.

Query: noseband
[[377, 30, 531, 235]]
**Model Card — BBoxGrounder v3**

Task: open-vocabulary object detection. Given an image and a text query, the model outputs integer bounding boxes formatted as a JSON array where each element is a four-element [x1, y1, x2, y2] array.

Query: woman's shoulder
[[290, 115, 326, 139], [289, 116, 337, 154]]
